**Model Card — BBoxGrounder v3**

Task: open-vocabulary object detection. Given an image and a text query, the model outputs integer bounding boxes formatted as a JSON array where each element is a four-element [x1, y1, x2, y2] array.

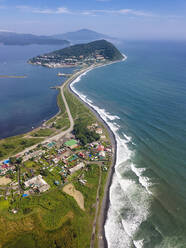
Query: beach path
[[63, 183, 85, 211]]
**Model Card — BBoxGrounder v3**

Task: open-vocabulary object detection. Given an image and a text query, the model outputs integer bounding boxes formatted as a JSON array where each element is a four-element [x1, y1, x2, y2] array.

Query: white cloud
[[33, 7, 70, 14], [82, 8, 156, 17], [16, 6, 70, 15]]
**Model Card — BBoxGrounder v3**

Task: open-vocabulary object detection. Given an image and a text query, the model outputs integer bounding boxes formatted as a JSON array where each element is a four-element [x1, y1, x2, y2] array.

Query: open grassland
[[64, 87, 97, 125], [0, 136, 43, 160], [0, 165, 100, 248], [31, 128, 55, 137], [45, 90, 70, 130]]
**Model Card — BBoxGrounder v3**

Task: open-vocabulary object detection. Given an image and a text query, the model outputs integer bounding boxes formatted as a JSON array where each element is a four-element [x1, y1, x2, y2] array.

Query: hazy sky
[[0, 0, 186, 40]]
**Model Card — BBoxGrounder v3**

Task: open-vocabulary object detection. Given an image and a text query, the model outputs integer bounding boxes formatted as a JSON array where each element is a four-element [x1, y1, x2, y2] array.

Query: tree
[[16, 157, 23, 164], [9, 156, 17, 164], [73, 119, 100, 145]]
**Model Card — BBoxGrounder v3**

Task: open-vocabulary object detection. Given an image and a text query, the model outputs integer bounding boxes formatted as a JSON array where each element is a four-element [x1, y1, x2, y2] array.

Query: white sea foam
[[134, 239, 144, 248], [131, 164, 153, 195], [122, 132, 132, 143], [69, 57, 152, 248]]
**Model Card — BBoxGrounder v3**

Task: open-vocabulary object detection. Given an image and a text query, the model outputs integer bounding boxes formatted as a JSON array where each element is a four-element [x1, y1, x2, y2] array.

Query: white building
[[69, 162, 85, 174], [96, 128, 103, 135], [24, 175, 50, 193]]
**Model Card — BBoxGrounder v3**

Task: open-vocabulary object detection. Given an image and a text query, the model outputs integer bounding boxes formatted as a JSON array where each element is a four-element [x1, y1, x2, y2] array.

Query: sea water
[[71, 41, 186, 247]]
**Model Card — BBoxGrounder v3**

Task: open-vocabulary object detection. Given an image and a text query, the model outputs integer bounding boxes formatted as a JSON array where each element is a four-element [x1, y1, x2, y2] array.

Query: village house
[[69, 162, 85, 174], [96, 128, 103, 135], [24, 175, 50, 193], [64, 139, 78, 149]]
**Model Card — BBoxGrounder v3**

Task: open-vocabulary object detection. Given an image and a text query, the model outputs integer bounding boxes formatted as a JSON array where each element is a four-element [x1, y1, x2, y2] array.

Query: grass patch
[[50, 90, 70, 130], [0, 136, 43, 160], [64, 87, 97, 125], [31, 129, 55, 137], [0, 200, 9, 211]]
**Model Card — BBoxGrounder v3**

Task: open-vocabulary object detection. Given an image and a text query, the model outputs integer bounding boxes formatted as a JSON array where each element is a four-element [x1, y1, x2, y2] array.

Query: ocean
[[1, 41, 186, 247], [71, 41, 186, 248]]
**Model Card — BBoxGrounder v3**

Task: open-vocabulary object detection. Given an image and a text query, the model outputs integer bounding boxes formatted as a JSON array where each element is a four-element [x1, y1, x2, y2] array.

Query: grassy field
[[31, 129, 55, 137], [52, 90, 70, 130], [0, 136, 43, 160], [64, 87, 97, 125], [0, 165, 100, 248]]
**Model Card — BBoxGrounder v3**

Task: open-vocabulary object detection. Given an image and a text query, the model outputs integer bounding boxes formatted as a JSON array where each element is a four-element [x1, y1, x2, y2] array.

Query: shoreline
[[67, 57, 127, 247]]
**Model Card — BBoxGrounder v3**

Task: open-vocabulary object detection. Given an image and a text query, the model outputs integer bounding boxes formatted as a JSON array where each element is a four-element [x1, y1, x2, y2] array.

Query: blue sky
[[0, 0, 186, 39]]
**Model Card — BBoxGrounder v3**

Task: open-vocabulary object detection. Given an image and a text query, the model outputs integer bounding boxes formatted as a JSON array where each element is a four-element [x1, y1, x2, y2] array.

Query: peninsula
[[28, 39, 124, 68], [0, 40, 124, 248]]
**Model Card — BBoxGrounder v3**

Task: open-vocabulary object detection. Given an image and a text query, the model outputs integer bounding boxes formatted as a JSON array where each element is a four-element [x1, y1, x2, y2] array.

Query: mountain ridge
[[51, 29, 118, 44], [0, 31, 70, 46]]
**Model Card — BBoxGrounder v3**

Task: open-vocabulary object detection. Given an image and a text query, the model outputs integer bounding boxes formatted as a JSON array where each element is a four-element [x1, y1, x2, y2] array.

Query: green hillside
[[29, 40, 123, 66]]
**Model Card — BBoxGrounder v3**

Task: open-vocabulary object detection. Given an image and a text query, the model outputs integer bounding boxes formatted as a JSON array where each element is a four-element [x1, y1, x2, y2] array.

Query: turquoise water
[[72, 41, 186, 247], [0, 44, 73, 138]]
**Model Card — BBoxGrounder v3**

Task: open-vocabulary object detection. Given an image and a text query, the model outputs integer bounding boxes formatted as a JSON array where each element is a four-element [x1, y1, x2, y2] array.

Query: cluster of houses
[[0, 125, 112, 200], [0, 159, 15, 176], [31, 52, 106, 68]]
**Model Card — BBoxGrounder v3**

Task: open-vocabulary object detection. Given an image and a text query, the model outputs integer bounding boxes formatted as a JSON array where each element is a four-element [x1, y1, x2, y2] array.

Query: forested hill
[[45, 39, 123, 61], [29, 40, 124, 67]]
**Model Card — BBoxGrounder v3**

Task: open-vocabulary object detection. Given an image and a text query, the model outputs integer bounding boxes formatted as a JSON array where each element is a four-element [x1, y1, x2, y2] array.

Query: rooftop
[[65, 139, 78, 147]]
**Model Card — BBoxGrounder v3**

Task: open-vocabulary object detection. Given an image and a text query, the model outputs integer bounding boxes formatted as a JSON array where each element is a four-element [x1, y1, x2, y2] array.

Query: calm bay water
[[72, 41, 186, 247], [1, 41, 186, 247], [0, 44, 73, 138]]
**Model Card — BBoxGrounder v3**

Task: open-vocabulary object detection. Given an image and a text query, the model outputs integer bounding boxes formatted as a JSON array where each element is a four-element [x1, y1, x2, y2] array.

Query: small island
[[0, 40, 124, 248], [28, 39, 124, 68]]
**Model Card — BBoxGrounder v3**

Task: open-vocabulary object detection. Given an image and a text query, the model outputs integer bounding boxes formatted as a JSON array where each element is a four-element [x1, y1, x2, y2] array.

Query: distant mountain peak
[[51, 29, 114, 44]]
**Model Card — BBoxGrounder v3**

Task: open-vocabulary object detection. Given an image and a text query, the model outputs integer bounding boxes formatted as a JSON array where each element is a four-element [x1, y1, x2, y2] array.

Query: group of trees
[[73, 119, 100, 145]]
